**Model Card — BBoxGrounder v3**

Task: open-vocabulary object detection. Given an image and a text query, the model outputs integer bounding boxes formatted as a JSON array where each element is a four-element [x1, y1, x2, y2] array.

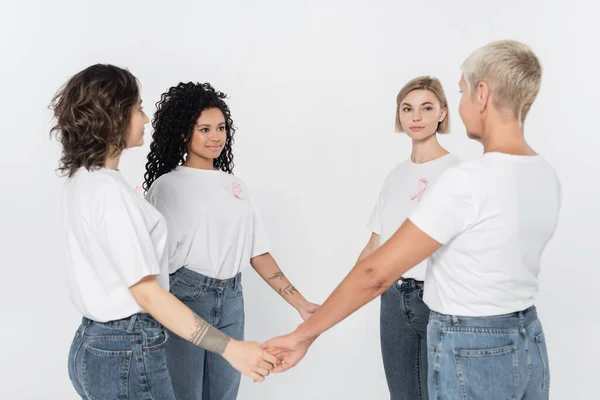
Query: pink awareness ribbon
[[232, 183, 244, 200], [410, 178, 428, 202]]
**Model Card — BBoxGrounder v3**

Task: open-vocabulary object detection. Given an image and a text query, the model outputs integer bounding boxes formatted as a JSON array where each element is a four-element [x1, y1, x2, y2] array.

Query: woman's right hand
[[222, 339, 281, 382]]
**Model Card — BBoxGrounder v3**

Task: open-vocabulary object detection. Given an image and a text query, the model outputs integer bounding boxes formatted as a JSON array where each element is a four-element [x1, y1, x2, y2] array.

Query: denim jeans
[[380, 278, 430, 400], [427, 306, 550, 400], [166, 267, 245, 400], [68, 313, 175, 399]]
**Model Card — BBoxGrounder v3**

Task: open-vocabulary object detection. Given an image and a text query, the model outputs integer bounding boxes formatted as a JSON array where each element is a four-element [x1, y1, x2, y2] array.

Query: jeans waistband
[[173, 267, 242, 289], [82, 313, 161, 333], [397, 277, 424, 289], [429, 306, 538, 328]]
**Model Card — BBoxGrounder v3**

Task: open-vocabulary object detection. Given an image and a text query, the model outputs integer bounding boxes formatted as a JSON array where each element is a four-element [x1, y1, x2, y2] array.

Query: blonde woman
[[264, 40, 559, 400], [356, 76, 459, 399]]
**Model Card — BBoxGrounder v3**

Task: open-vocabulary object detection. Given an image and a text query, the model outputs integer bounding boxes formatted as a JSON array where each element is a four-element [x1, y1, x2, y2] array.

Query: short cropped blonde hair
[[395, 76, 450, 133], [461, 40, 542, 122]]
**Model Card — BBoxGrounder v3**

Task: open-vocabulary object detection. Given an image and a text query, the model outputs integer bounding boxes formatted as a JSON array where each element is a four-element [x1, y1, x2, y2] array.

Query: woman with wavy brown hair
[[51, 64, 278, 399]]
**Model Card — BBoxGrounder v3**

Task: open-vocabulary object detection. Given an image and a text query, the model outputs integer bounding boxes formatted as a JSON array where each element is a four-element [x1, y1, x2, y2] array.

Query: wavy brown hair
[[50, 64, 140, 177]]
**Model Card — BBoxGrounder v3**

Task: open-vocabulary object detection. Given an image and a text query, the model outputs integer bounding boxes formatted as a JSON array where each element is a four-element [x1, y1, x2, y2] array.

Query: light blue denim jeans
[[380, 278, 430, 399], [427, 306, 550, 399], [166, 267, 244, 400], [68, 313, 175, 399]]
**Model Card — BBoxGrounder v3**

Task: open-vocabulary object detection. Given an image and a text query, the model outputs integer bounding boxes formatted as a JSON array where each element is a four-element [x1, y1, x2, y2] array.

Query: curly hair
[[49, 64, 140, 177], [143, 82, 235, 191]]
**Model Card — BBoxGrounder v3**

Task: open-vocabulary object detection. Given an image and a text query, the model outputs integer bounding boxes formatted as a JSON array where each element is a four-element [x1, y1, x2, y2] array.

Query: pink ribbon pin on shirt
[[410, 178, 428, 202], [135, 186, 143, 195], [232, 183, 244, 200]]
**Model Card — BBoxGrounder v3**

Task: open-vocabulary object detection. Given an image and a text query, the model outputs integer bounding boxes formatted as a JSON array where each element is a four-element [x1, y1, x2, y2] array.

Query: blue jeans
[[427, 306, 550, 399], [380, 278, 430, 400], [166, 268, 245, 400], [68, 313, 175, 399]]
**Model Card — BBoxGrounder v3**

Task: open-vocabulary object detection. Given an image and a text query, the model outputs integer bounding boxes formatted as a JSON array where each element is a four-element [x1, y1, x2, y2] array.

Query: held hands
[[252, 301, 319, 378], [222, 339, 281, 382], [260, 329, 316, 373], [223, 302, 320, 382]]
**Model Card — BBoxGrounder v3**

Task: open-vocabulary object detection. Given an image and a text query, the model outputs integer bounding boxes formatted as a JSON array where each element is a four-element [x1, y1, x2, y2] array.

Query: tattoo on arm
[[269, 272, 285, 281], [278, 284, 298, 296], [189, 314, 231, 355]]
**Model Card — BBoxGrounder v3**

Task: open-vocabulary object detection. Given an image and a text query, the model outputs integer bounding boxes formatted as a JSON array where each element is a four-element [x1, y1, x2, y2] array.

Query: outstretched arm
[[130, 276, 280, 381], [262, 220, 441, 372], [252, 253, 320, 321]]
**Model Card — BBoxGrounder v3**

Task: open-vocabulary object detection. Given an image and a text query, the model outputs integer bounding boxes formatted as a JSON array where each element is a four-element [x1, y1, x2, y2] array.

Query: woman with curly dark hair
[[52, 65, 278, 400], [144, 82, 319, 400]]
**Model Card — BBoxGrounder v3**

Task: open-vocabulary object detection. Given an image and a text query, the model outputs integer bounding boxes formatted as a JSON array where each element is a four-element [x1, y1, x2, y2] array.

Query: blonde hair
[[461, 40, 542, 122], [395, 75, 450, 133]]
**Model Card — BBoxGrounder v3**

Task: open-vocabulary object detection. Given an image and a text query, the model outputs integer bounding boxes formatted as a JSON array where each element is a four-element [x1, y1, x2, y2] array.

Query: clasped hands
[[230, 302, 320, 382]]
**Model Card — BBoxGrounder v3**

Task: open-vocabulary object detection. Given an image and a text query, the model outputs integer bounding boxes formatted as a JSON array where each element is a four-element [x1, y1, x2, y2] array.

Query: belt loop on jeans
[[518, 310, 525, 328], [126, 314, 138, 333], [451, 315, 459, 326], [81, 317, 91, 336]]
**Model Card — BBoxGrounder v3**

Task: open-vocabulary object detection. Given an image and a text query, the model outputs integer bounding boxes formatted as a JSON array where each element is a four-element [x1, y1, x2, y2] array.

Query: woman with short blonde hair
[[357, 75, 460, 399]]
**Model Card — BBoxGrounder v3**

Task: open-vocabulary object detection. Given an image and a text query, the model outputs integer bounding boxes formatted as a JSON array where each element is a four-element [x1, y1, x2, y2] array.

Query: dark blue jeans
[[166, 268, 245, 400], [68, 313, 175, 399], [380, 278, 430, 400], [427, 306, 550, 399]]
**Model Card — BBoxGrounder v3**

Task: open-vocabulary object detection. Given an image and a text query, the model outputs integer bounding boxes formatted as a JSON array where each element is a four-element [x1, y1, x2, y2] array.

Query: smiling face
[[186, 107, 227, 169]]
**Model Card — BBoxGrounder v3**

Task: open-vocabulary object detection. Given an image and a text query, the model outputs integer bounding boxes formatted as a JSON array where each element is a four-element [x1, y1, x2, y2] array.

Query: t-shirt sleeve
[[145, 180, 183, 269], [95, 183, 162, 287], [408, 168, 477, 245], [242, 183, 272, 258], [367, 176, 388, 235]]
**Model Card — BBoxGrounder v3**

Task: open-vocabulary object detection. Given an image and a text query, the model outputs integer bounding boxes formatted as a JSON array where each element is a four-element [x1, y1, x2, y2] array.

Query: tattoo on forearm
[[189, 314, 230, 355], [190, 315, 209, 345], [269, 272, 285, 281], [278, 284, 298, 296]]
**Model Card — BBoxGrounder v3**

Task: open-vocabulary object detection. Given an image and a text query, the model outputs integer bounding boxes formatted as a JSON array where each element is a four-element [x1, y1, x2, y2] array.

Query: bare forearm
[[132, 278, 230, 354], [295, 257, 389, 341], [356, 233, 380, 263], [295, 221, 439, 341], [356, 245, 374, 263], [251, 253, 308, 310]]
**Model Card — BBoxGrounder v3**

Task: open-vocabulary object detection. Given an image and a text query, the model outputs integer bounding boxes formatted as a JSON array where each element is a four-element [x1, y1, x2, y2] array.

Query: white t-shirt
[[409, 153, 562, 316], [62, 168, 169, 322], [368, 153, 461, 281], [146, 166, 271, 279]]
